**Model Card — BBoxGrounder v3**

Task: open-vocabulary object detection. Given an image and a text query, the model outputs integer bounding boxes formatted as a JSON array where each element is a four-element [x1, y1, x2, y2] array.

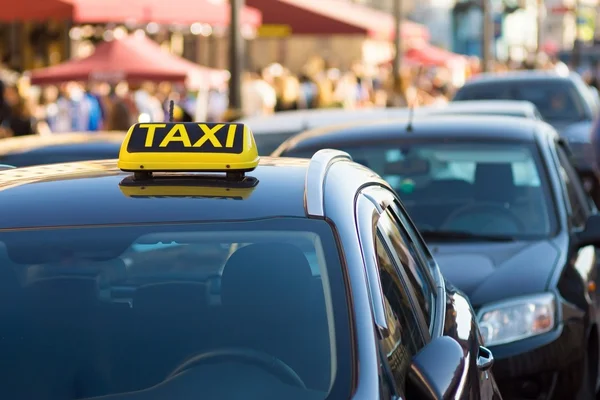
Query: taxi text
[[135, 123, 238, 148]]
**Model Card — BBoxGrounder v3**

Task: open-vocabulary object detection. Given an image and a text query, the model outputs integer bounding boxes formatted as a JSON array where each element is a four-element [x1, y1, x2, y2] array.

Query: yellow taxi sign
[[119, 185, 255, 200], [117, 122, 259, 174]]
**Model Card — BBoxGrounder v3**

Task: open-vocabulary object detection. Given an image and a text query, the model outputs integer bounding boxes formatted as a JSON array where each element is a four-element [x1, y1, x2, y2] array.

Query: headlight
[[477, 293, 555, 347]]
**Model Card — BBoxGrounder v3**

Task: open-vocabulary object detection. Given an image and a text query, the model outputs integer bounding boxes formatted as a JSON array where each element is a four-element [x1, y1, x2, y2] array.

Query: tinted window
[[0, 219, 350, 399], [378, 209, 434, 327], [556, 145, 589, 227], [453, 80, 587, 122], [284, 140, 558, 238], [253, 131, 300, 156], [375, 234, 425, 394]]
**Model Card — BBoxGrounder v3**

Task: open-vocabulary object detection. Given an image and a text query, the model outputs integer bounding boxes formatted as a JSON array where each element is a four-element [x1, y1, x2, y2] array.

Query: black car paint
[[0, 142, 122, 167], [0, 157, 502, 399], [274, 116, 600, 399]]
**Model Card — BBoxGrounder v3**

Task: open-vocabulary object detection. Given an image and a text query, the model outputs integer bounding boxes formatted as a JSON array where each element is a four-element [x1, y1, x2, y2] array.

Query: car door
[[385, 198, 502, 399]]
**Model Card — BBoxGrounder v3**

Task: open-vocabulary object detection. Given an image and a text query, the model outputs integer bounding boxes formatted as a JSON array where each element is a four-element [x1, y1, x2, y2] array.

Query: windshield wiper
[[419, 229, 516, 242]]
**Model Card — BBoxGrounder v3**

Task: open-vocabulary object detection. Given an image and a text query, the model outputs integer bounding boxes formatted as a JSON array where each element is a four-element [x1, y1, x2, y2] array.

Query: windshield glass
[[453, 80, 587, 122], [0, 218, 350, 399], [283, 141, 557, 239]]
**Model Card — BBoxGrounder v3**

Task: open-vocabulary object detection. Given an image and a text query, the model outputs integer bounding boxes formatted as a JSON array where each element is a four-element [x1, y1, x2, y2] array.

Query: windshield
[[453, 80, 588, 122], [283, 140, 558, 239], [0, 218, 350, 399]]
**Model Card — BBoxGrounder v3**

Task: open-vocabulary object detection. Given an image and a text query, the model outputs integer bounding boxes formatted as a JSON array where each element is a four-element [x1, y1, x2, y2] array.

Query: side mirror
[[405, 336, 465, 400], [577, 214, 600, 247]]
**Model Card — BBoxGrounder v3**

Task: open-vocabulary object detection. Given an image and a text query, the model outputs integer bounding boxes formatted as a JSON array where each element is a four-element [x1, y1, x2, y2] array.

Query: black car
[[273, 115, 600, 399], [452, 70, 600, 202], [0, 120, 503, 399], [0, 132, 124, 167]]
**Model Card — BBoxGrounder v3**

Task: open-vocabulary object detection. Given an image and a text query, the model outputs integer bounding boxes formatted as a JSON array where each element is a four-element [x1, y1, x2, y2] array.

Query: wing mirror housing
[[405, 336, 465, 400], [577, 214, 600, 247]]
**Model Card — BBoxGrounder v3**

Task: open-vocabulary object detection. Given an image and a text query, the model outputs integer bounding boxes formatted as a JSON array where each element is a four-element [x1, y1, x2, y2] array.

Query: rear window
[[0, 218, 350, 399], [253, 131, 300, 156], [453, 80, 587, 123]]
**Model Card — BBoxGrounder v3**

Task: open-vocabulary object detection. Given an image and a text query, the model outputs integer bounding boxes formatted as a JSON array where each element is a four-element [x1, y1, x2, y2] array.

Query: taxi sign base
[[130, 170, 251, 181]]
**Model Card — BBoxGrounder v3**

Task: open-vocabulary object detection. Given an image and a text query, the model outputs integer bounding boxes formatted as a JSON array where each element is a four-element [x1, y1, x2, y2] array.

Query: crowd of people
[[0, 53, 571, 137]]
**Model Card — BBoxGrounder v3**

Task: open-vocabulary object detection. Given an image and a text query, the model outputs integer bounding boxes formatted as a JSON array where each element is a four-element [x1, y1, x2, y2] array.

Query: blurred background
[[0, 0, 593, 135]]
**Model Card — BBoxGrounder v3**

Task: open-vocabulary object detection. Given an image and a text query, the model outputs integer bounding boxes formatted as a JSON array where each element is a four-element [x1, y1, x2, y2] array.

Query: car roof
[[237, 108, 409, 135], [461, 70, 576, 85], [426, 100, 537, 114], [275, 115, 552, 153], [239, 101, 539, 137], [0, 132, 126, 156], [0, 157, 312, 229]]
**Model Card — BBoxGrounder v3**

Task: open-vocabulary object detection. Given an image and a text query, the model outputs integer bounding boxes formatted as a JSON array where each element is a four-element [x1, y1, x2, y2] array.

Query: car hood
[[430, 240, 559, 307]]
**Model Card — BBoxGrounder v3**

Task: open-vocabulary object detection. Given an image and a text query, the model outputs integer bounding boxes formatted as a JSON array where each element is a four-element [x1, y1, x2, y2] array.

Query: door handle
[[477, 346, 494, 371]]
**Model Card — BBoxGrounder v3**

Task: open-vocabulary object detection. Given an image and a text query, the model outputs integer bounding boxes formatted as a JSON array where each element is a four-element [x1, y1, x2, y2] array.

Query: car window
[[283, 140, 558, 239], [534, 108, 544, 120], [453, 80, 587, 122], [378, 208, 434, 328], [375, 233, 426, 395], [390, 200, 437, 270], [253, 131, 300, 156], [0, 219, 351, 399], [556, 144, 589, 227]]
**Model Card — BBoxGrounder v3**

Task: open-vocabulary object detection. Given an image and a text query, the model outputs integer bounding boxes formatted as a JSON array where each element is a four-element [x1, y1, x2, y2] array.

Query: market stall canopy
[[28, 35, 188, 85], [128, 34, 230, 89], [247, 0, 429, 40], [404, 44, 465, 67], [0, 0, 73, 21], [70, 0, 262, 27]]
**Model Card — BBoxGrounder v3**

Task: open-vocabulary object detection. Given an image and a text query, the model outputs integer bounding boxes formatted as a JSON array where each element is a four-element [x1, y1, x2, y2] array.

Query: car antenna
[[168, 99, 175, 122], [406, 65, 424, 133], [406, 101, 415, 132]]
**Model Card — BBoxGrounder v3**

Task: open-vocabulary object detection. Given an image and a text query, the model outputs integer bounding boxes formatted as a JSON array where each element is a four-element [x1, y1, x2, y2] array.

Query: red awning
[[29, 35, 188, 85], [71, 0, 262, 27], [127, 34, 230, 89], [247, 0, 429, 40], [0, 0, 73, 21], [405, 44, 465, 67]]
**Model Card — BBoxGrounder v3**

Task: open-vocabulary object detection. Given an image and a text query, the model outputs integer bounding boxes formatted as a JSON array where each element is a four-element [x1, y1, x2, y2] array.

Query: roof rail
[[304, 149, 352, 217], [0, 164, 15, 171]]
